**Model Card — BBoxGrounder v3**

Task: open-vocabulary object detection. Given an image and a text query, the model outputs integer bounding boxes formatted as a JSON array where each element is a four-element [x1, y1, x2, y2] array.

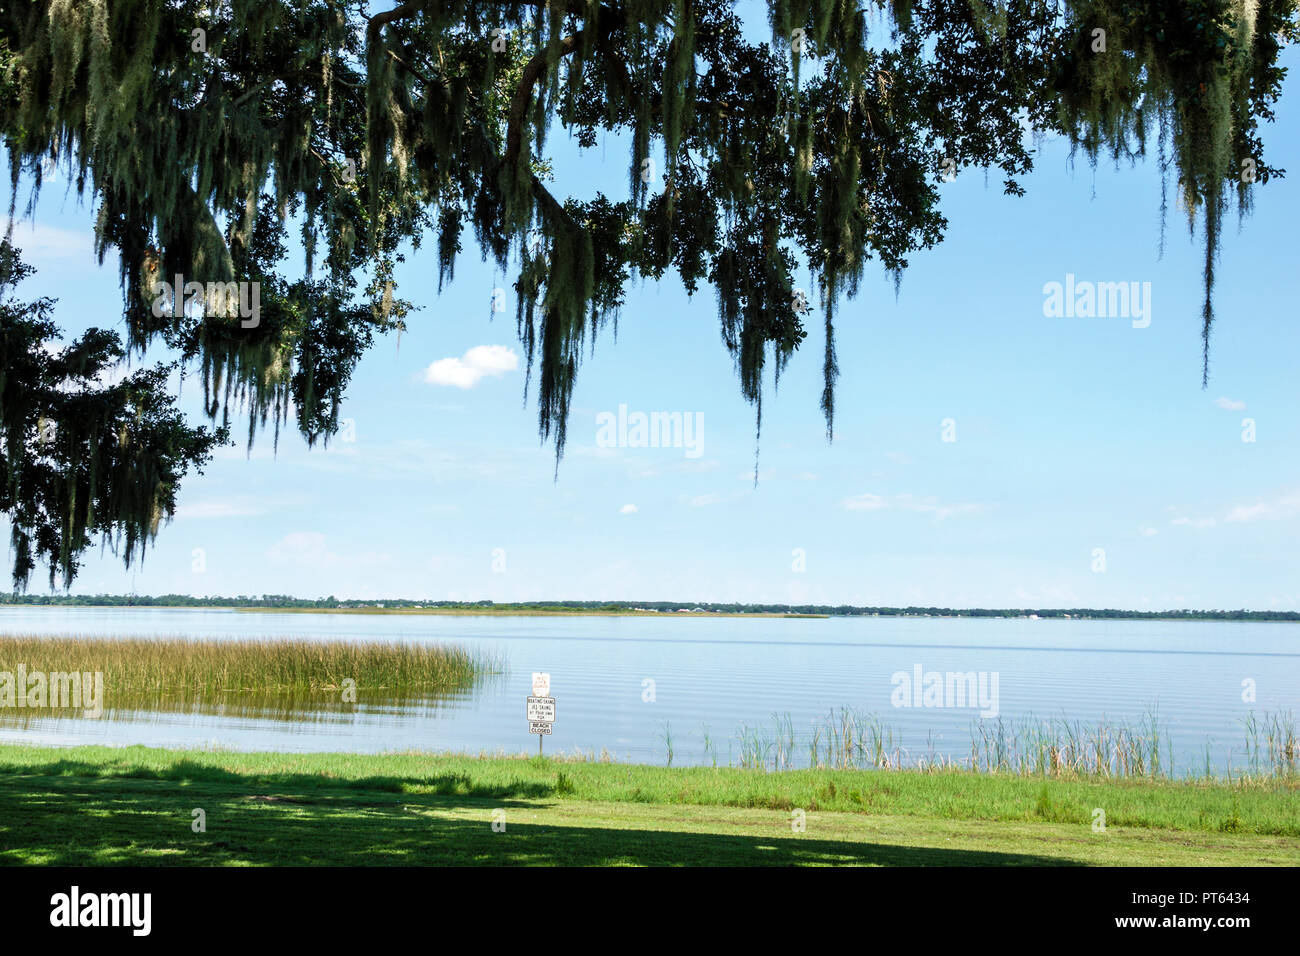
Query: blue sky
[[4, 25, 1298, 609]]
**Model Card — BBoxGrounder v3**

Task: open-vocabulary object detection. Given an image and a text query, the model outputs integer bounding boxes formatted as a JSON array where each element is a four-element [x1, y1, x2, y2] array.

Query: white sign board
[[532, 672, 550, 696], [529, 721, 552, 735], [526, 696, 556, 722]]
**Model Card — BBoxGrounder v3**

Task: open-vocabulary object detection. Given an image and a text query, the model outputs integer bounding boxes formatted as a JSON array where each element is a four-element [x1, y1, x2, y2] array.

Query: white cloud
[[291, 438, 528, 484], [422, 345, 518, 388], [1013, 583, 1080, 604], [884, 451, 913, 465], [901, 496, 988, 520], [6, 222, 98, 265], [266, 532, 391, 570], [267, 532, 330, 560], [1163, 489, 1300, 529], [1225, 491, 1300, 524], [688, 493, 722, 507], [842, 492, 988, 520], [1214, 397, 1246, 411], [843, 492, 888, 512], [175, 493, 306, 520], [619, 504, 638, 514], [622, 458, 719, 479], [571, 445, 619, 460], [266, 532, 326, 566], [175, 498, 267, 519], [1138, 525, 1159, 537]]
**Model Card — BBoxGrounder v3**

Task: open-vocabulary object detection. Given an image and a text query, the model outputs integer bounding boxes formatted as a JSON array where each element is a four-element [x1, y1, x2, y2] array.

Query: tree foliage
[[0, 0, 1294, 587], [0, 241, 226, 589]]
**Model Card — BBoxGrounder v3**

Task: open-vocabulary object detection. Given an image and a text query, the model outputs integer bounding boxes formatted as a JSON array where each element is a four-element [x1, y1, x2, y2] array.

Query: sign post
[[528, 673, 554, 755]]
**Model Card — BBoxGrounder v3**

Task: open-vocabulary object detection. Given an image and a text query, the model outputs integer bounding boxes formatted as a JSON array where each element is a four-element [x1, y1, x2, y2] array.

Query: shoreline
[[5, 604, 1300, 623], [238, 607, 829, 618]]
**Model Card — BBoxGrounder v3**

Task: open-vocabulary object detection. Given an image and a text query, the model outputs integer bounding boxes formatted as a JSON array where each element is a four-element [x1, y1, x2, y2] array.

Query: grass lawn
[[0, 745, 1295, 866]]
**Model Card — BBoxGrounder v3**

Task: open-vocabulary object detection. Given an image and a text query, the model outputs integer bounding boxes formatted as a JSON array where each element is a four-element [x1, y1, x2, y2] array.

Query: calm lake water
[[1, 607, 1296, 774]]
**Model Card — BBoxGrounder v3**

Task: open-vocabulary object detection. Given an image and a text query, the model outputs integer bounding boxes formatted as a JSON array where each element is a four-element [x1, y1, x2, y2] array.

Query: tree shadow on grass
[[0, 761, 1079, 867], [0, 758, 556, 798]]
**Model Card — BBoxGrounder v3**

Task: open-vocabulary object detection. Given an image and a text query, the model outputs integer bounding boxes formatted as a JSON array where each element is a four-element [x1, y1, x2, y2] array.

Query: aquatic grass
[[812, 708, 904, 771], [968, 708, 1179, 779], [699, 723, 717, 769], [658, 721, 674, 768], [0, 634, 492, 716], [700, 708, 1298, 782], [1242, 710, 1297, 778], [735, 723, 771, 770], [772, 712, 796, 771]]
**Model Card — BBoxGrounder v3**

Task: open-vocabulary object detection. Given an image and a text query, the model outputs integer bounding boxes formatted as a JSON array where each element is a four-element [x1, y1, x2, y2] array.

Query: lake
[[0, 607, 1296, 775]]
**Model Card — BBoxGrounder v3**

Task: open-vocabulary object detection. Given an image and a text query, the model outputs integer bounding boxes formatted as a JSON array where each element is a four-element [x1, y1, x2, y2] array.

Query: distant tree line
[[1, 594, 1296, 622]]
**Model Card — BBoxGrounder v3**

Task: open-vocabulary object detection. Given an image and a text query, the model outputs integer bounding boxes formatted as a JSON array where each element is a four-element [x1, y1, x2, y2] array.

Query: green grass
[[0, 744, 1295, 866], [0, 635, 490, 716]]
